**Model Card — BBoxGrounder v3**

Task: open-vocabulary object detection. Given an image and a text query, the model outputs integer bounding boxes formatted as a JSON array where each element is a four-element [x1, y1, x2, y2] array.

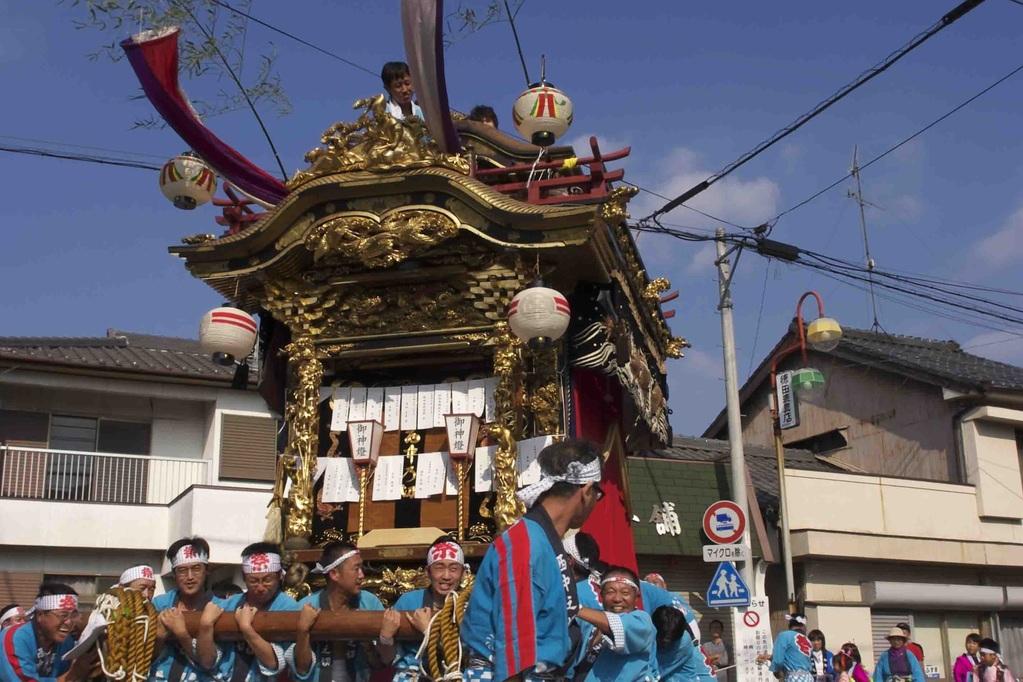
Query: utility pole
[[848, 145, 881, 331], [715, 227, 754, 593]]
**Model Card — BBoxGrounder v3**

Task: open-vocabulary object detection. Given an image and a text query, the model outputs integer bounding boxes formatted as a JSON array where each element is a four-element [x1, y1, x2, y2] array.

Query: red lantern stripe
[[211, 318, 258, 334], [554, 305, 570, 315], [211, 311, 257, 330]]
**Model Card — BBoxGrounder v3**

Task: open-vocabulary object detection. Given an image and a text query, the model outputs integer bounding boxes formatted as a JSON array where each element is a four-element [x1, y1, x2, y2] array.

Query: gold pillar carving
[[489, 323, 525, 531], [283, 336, 324, 548], [527, 345, 563, 436]]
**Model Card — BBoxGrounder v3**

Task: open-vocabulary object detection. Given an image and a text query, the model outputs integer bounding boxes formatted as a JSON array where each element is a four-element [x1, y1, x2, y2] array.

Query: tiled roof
[[832, 327, 1023, 391], [639, 435, 838, 506], [0, 329, 236, 382]]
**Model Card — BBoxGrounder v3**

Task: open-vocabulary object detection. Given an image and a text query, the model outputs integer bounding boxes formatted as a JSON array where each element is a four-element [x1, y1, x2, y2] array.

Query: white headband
[[563, 534, 586, 567], [242, 552, 282, 575], [980, 647, 997, 655], [312, 549, 359, 574], [35, 594, 78, 612], [171, 544, 209, 568], [119, 565, 155, 585], [599, 575, 639, 591], [427, 542, 464, 566], [785, 614, 808, 625], [517, 458, 602, 508], [0, 607, 24, 625]]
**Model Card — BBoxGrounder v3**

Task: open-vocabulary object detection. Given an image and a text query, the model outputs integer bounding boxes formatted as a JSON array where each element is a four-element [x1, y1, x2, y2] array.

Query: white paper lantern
[[512, 82, 574, 147], [199, 307, 257, 365], [508, 285, 571, 348], [160, 152, 216, 210]]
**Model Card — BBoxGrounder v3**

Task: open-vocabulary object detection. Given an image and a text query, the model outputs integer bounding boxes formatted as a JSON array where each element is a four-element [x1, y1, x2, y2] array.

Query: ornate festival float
[[94, 0, 687, 673]]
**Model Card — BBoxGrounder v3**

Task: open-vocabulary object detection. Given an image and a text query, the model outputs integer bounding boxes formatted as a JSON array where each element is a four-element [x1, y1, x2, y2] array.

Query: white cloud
[[632, 146, 781, 229], [968, 205, 1023, 271], [685, 242, 717, 275]]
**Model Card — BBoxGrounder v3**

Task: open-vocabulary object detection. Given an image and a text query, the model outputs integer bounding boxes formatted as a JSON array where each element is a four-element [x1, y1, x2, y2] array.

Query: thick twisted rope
[[98, 587, 158, 682], [418, 582, 474, 681]]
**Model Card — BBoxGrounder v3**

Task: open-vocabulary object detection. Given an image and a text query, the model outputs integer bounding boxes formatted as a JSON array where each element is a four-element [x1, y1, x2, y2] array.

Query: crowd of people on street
[[0, 439, 1015, 682]]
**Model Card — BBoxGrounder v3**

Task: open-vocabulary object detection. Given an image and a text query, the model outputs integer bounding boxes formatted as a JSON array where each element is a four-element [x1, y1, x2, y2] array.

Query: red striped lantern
[[160, 152, 216, 210], [199, 306, 257, 365], [508, 284, 571, 349], [512, 81, 574, 147]]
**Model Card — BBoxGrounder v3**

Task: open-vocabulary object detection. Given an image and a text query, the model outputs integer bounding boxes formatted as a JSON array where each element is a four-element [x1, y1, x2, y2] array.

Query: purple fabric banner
[[401, 0, 461, 153]]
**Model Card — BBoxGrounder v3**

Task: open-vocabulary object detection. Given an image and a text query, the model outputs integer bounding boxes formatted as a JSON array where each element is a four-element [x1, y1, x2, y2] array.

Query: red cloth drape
[[571, 369, 639, 575]]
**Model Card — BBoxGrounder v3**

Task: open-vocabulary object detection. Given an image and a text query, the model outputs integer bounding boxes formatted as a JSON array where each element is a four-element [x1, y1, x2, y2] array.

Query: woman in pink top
[[954, 634, 982, 682], [837, 643, 870, 682]]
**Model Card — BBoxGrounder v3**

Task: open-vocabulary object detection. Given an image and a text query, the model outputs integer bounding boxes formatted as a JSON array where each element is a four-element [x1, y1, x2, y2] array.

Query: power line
[[771, 58, 1023, 224], [0, 144, 161, 171], [503, 0, 532, 86], [0, 135, 167, 161], [643, 0, 987, 223], [623, 182, 749, 229], [207, 0, 379, 78]]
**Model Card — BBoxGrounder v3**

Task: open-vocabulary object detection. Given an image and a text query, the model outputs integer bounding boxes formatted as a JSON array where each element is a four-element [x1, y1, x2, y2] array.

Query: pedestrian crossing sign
[[706, 561, 751, 607]]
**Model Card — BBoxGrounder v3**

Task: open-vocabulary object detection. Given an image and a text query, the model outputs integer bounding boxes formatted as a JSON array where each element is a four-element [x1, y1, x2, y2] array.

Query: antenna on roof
[[848, 145, 882, 332]]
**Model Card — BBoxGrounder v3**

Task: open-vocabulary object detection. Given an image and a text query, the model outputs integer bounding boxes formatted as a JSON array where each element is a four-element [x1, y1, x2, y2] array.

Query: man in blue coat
[[757, 613, 814, 682], [289, 542, 398, 682], [197, 543, 298, 682], [391, 537, 466, 680], [0, 583, 92, 682], [873, 627, 925, 682], [462, 438, 604, 681], [150, 536, 225, 682]]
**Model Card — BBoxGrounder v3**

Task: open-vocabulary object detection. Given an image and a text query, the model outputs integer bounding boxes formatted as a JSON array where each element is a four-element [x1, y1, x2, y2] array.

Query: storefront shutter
[[0, 571, 43, 608], [871, 611, 912, 664]]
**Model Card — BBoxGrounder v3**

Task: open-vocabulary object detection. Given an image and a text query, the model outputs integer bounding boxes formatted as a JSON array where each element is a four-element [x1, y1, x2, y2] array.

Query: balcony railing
[[0, 446, 209, 505]]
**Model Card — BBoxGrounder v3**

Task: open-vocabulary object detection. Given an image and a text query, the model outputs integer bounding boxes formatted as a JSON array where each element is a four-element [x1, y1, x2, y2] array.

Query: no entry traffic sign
[[743, 611, 760, 627], [702, 500, 747, 544]]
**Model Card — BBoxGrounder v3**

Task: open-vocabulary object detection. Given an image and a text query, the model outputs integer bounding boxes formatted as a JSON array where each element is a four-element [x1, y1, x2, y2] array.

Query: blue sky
[[2, 1, 1022, 436]]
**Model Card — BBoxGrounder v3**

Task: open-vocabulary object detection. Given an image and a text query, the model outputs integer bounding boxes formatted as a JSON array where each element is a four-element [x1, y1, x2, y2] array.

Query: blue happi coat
[[658, 627, 717, 682], [288, 589, 384, 682], [216, 591, 298, 682], [462, 505, 580, 681], [586, 609, 659, 682], [0, 621, 76, 682], [873, 648, 925, 682], [770, 630, 814, 676], [390, 588, 434, 681], [150, 589, 227, 682]]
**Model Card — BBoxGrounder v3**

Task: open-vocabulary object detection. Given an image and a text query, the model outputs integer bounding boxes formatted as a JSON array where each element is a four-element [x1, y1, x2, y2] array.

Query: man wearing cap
[[120, 565, 157, 601], [0, 582, 93, 682], [873, 627, 924, 682], [150, 536, 224, 682], [289, 542, 398, 682], [756, 613, 814, 682], [462, 438, 604, 682], [0, 606, 26, 631], [197, 543, 298, 682], [389, 537, 467, 681], [974, 638, 1015, 682]]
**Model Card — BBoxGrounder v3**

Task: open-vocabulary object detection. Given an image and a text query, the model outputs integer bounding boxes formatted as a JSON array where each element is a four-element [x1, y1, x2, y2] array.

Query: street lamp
[[769, 291, 842, 610]]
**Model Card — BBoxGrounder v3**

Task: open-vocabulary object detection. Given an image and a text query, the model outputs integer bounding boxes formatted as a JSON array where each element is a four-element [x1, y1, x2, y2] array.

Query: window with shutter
[[219, 414, 278, 481]]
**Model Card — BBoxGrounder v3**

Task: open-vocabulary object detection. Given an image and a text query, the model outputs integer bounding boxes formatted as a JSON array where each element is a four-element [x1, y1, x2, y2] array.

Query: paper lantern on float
[[508, 284, 571, 349], [159, 152, 216, 210], [199, 307, 257, 366], [512, 81, 574, 147]]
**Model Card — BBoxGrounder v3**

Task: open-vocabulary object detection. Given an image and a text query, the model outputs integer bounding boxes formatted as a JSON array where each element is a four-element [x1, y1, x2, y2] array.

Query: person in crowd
[[808, 629, 834, 680], [573, 566, 658, 681], [390, 537, 466, 681], [873, 627, 924, 682], [197, 543, 298, 682], [462, 439, 603, 681], [119, 565, 157, 601], [381, 62, 423, 121], [0, 583, 94, 682], [564, 531, 605, 608], [756, 613, 813, 682], [954, 634, 982, 682], [653, 605, 717, 682], [895, 623, 924, 664], [974, 637, 1015, 682], [468, 105, 498, 128], [0, 605, 26, 630], [290, 542, 397, 682], [211, 582, 244, 600], [702, 619, 729, 679], [838, 643, 869, 682], [151, 536, 223, 682]]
